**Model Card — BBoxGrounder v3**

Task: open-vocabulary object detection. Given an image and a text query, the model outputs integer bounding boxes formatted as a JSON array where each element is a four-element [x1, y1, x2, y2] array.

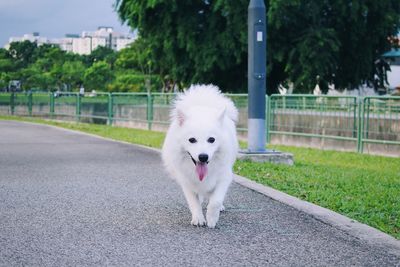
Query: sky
[[0, 0, 132, 47]]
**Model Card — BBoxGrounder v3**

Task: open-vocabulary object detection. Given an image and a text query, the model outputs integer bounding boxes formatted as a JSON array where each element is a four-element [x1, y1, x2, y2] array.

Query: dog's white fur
[[162, 84, 238, 228]]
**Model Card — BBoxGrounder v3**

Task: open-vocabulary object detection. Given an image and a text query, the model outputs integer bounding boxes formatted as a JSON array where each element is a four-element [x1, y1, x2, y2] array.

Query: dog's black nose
[[198, 154, 208, 163]]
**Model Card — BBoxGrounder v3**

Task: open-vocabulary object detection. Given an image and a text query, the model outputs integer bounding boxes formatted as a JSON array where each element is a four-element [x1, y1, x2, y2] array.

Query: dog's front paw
[[206, 211, 219, 228], [206, 216, 218, 228], [207, 220, 217, 228], [191, 215, 206, 227]]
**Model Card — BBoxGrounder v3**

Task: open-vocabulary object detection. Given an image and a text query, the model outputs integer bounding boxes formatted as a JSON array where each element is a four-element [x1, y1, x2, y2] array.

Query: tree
[[60, 61, 86, 90], [7, 41, 38, 69], [115, 0, 400, 93], [39, 46, 69, 90], [0, 48, 15, 73], [84, 61, 114, 91], [108, 73, 161, 92], [116, 39, 154, 74], [268, 0, 400, 92], [116, 0, 248, 92], [0, 73, 9, 89], [83, 46, 117, 67], [32, 44, 59, 62], [1, 41, 90, 91], [17, 63, 55, 90], [116, 38, 159, 92]]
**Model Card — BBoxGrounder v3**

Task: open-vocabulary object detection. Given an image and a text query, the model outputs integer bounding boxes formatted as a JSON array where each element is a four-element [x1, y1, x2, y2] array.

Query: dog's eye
[[188, 138, 197, 143], [207, 137, 215, 143]]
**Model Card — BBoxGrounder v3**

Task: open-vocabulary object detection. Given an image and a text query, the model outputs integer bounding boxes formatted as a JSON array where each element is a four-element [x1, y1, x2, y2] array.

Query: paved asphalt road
[[0, 120, 399, 267]]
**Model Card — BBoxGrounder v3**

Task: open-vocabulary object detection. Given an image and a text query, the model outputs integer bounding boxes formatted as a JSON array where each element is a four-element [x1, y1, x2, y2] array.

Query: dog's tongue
[[195, 162, 208, 181]]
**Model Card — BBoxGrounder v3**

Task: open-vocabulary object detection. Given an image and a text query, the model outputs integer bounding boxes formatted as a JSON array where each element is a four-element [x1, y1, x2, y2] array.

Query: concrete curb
[[5, 119, 400, 257]]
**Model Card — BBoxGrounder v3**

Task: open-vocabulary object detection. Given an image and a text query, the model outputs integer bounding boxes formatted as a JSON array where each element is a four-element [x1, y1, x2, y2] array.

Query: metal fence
[[0, 92, 399, 156], [268, 94, 400, 155], [360, 96, 400, 154]]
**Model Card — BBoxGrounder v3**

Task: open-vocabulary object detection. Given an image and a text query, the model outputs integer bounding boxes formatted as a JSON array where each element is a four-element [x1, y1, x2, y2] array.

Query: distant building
[[5, 32, 49, 49], [51, 34, 79, 52], [116, 37, 134, 51], [5, 27, 136, 55]]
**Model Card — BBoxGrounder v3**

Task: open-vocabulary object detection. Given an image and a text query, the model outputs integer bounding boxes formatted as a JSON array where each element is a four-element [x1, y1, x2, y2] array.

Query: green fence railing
[[269, 94, 359, 148], [267, 94, 400, 154], [1, 92, 399, 156], [360, 96, 400, 152]]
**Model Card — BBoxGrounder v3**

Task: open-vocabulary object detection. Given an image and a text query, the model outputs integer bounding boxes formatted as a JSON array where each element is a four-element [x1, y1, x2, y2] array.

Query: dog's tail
[[172, 84, 239, 123]]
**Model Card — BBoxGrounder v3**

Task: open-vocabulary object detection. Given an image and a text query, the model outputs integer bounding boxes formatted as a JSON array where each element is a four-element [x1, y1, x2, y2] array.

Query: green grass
[[1, 115, 399, 239], [235, 146, 400, 239]]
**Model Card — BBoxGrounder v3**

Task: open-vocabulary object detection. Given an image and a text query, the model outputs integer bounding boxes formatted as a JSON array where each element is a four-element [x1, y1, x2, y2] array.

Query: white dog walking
[[162, 84, 239, 228]]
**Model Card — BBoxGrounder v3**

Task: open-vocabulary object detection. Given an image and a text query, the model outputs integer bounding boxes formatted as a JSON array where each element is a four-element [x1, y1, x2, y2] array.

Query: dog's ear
[[177, 109, 185, 126], [218, 107, 226, 124]]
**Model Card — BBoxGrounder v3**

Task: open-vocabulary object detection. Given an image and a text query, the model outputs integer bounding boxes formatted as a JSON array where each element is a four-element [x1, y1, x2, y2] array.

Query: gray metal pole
[[248, 0, 266, 152]]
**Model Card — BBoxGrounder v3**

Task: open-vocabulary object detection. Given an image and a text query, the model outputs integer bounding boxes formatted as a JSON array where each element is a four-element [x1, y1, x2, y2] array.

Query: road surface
[[0, 120, 399, 266]]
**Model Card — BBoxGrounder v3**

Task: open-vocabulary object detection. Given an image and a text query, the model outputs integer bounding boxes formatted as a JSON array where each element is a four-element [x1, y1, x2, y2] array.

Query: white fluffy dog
[[162, 84, 238, 228]]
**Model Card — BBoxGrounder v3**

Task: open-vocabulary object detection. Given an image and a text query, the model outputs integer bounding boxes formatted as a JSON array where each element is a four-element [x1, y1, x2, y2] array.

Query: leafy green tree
[[32, 44, 59, 61], [37, 46, 68, 90], [60, 61, 85, 90], [84, 61, 114, 91], [268, 1, 341, 92], [1, 41, 89, 91], [116, 0, 248, 92], [16, 63, 54, 90], [116, 38, 159, 91], [0, 48, 15, 73], [116, 0, 400, 93], [116, 39, 153, 73], [268, 0, 400, 92], [115, 46, 137, 70], [0, 73, 9, 89], [7, 41, 38, 69], [84, 46, 117, 67], [108, 73, 161, 92]]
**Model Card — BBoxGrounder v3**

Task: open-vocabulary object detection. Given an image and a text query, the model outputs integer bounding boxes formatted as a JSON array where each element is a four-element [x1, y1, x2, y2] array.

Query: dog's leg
[[198, 194, 204, 206], [206, 177, 231, 228], [181, 186, 206, 226]]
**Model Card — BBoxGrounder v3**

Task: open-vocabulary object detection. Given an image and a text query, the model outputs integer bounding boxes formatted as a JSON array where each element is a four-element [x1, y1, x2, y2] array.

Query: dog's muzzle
[[187, 152, 209, 181], [187, 152, 209, 165]]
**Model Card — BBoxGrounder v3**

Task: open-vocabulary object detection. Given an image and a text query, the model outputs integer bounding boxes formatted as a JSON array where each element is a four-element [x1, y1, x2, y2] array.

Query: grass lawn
[[1, 115, 399, 239]]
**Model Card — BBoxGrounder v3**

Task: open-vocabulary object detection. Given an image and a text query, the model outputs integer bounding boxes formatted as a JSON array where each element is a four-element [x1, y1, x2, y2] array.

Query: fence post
[[10, 92, 15, 115], [352, 97, 357, 138], [282, 95, 286, 110], [359, 97, 366, 153], [271, 95, 276, 133], [28, 91, 33, 116], [108, 93, 113, 126], [147, 92, 153, 130], [76, 93, 81, 122], [266, 95, 271, 144], [50, 92, 54, 118], [365, 97, 370, 140], [356, 97, 364, 153]]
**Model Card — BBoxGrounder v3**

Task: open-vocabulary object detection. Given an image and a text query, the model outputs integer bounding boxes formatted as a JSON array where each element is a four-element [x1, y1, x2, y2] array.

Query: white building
[[5, 27, 136, 55], [68, 26, 135, 55], [52, 34, 79, 52], [4, 32, 49, 49], [116, 38, 134, 51]]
